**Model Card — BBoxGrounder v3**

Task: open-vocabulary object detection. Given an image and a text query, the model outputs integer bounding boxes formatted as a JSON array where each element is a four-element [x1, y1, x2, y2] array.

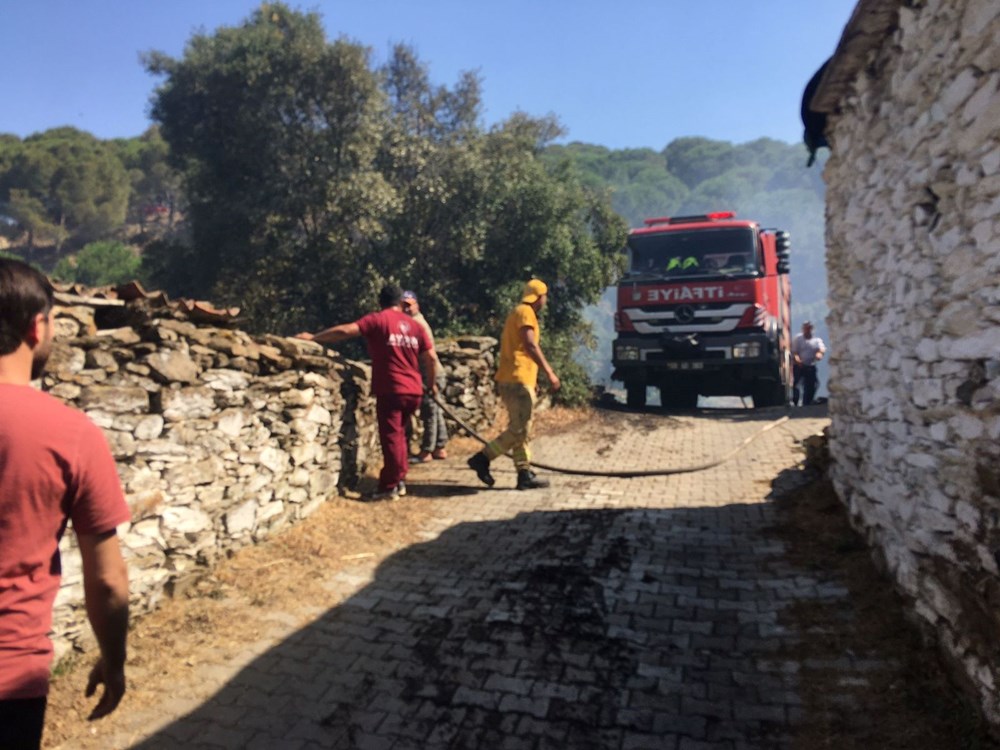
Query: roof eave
[[810, 0, 904, 113]]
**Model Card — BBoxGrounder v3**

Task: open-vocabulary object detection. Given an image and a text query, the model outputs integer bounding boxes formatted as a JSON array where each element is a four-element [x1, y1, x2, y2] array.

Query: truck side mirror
[[773, 229, 790, 274], [774, 230, 790, 252]]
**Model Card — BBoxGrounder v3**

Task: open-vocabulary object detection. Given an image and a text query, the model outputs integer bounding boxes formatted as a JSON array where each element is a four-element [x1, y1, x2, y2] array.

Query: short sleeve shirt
[[356, 308, 433, 397], [495, 303, 540, 387], [0, 384, 130, 699], [792, 334, 826, 366]]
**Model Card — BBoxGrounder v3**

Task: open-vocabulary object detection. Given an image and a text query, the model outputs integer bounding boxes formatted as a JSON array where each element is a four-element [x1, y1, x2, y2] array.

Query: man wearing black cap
[[467, 278, 560, 490]]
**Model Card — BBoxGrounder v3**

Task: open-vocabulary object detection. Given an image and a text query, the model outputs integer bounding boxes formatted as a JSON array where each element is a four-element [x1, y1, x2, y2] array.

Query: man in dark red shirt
[[297, 285, 436, 500], [0, 259, 131, 750]]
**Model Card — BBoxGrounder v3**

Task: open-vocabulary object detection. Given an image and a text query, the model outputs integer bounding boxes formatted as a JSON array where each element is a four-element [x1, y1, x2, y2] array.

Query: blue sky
[[1, 0, 857, 150]]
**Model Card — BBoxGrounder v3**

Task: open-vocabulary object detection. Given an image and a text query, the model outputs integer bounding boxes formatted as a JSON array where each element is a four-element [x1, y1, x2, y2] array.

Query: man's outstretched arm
[[78, 529, 130, 720], [295, 322, 361, 345]]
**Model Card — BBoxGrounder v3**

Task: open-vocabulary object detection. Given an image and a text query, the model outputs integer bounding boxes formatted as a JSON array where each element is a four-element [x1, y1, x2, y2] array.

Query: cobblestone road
[[100, 405, 839, 749]]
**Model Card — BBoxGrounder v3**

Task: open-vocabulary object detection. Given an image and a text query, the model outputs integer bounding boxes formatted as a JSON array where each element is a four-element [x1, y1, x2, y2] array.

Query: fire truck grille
[[634, 302, 735, 314], [645, 350, 727, 362]]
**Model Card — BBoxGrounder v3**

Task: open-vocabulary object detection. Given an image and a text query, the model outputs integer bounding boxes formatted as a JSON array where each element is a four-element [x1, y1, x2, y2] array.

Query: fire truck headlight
[[616, 345, 640, 361], [732, 343, 761, 359]]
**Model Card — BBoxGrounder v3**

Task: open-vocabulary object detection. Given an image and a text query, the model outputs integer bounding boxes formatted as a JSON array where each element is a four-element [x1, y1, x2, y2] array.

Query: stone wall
[[45, 292, 498, 659], [816, 0, 1000, 728]]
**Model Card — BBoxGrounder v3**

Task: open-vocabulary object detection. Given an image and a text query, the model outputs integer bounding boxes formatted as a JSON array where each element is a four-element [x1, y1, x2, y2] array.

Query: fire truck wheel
[[659, 385, 698, 411], [626, 382, 647, 409], [752, 381, 786, 408]]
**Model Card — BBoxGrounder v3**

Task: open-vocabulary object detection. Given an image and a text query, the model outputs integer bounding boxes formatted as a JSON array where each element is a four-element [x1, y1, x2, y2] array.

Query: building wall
[[821, 0, 1000, 726]]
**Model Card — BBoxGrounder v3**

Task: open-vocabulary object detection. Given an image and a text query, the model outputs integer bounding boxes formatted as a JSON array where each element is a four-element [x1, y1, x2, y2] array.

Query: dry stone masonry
[[812, 0, 1000, 729], [44, 289, 498, 660]]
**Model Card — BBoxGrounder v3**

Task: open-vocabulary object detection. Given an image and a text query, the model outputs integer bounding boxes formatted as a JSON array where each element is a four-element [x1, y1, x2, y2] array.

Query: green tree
[[112, 127, 184, 236], [0, 135, 20, 183], [0, 138, 58, 250], [0, 128, 130, 248], [543, 143, 688, 228], [679, 165, 771, 213], [6, 189, 67, 251], [663, 137, 738, 189], [382, 43, 480, 142], [374, 53, 627, 405], [144, 5, 627, 403], [371, 44, 487, 333], [145, 3, 393, 331], [454, 116, 626, 404], [52, 240, 141, 286]]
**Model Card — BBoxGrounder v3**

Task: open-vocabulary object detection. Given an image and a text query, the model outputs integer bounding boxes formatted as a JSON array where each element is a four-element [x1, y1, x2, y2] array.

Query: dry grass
[[43, 494, 439, 748]]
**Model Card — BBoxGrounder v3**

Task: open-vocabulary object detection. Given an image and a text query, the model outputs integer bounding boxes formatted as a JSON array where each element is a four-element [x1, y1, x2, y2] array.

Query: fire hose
[[429, 391, 791, 479]]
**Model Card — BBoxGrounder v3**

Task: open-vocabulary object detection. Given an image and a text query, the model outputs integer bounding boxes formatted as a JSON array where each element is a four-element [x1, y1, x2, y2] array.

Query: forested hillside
[[543, 139, 830, 386], [0, 3, 830, 401]]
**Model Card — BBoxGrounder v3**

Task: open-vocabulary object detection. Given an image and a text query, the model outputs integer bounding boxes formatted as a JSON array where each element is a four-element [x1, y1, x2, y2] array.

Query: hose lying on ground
[[430, 392, 791, 478]]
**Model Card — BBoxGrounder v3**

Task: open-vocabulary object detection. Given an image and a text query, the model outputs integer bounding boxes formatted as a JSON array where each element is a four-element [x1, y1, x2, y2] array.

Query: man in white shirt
[[791, 320, 826, 406]]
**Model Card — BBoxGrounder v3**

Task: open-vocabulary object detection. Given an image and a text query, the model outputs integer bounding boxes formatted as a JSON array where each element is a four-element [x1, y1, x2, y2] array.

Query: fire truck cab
[[611, 212, 792, 409]]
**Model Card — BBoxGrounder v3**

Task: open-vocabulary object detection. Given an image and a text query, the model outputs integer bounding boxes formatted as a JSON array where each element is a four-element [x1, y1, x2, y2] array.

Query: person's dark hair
[[0, 258, 54, 356], [378, 284, 403, 309]]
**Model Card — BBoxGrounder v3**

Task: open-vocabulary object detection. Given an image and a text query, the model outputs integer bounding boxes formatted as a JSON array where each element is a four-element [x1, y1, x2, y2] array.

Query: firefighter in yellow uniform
[[467, 279, 560, 490]]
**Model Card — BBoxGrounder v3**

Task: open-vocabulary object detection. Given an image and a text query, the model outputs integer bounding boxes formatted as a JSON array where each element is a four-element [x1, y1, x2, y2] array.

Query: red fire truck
[[611, 211, 792, 409]]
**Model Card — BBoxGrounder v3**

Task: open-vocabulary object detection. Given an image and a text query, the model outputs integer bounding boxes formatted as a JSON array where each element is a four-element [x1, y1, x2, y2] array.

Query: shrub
[[52, 241, 141, 286]]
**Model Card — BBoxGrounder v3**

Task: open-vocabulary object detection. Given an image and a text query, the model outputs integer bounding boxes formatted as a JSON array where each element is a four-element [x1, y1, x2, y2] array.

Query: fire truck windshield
[[627, 227, 758, 278]]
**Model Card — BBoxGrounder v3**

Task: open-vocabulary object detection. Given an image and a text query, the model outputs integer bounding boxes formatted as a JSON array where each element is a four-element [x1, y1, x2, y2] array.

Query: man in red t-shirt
[[0, 259, 131, 749], [297, 284, 435, 500]]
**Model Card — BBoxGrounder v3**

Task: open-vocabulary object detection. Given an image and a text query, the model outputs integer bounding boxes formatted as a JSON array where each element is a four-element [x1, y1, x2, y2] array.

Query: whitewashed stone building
[[808, 0, 1000, 729]]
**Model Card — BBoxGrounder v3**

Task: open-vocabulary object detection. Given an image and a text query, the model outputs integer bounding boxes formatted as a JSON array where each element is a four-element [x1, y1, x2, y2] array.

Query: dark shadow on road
[[400, 482, 484, 499], [132, 504, 827, 749], [353, 478, 494, 500]]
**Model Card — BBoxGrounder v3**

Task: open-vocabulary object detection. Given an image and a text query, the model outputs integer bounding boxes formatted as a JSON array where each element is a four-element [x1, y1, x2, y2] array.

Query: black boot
[[467, 451, 495, 487], [516, 469, 549, 490]]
